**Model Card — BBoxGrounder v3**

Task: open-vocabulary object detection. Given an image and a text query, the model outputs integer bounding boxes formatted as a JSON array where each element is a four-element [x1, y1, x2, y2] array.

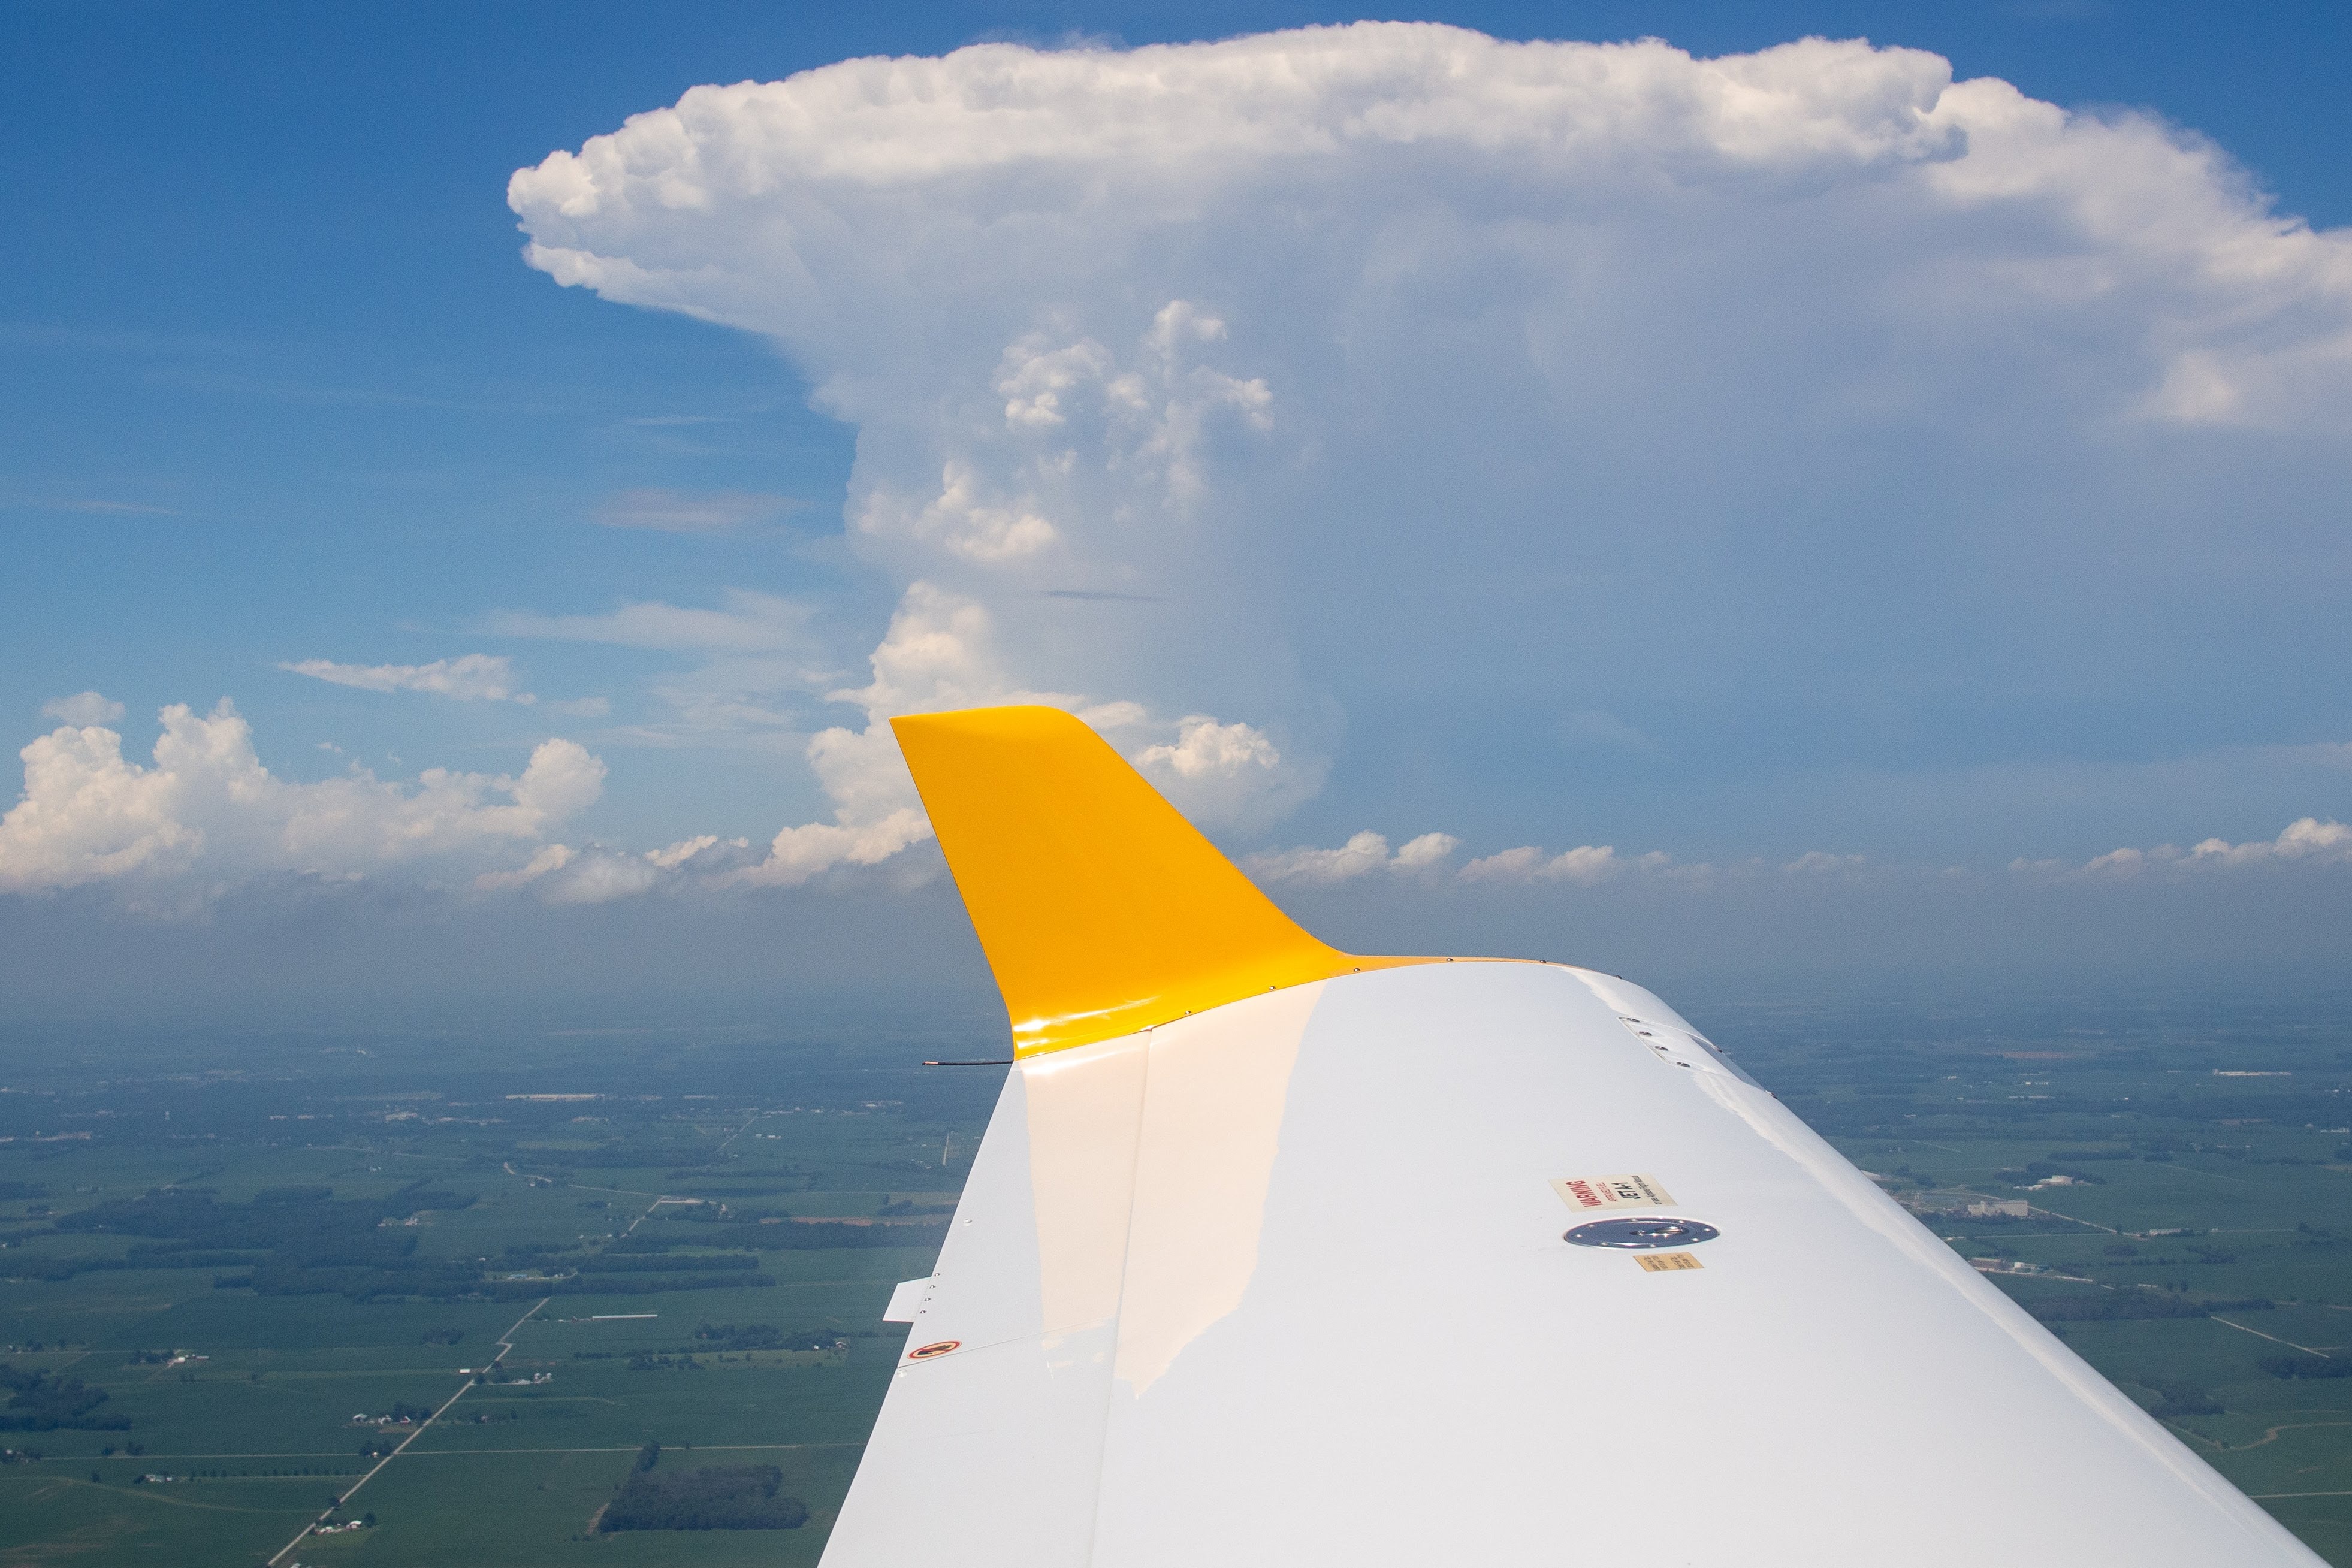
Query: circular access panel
[[1563, 1216, 1720, 1250], [907, 1339, 961, 1359]]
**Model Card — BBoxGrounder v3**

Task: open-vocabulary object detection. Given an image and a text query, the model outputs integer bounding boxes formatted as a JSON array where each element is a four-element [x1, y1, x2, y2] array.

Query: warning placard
[[1635, 1252, 1703, 1273], [1551, 1173, 1675, 1212]]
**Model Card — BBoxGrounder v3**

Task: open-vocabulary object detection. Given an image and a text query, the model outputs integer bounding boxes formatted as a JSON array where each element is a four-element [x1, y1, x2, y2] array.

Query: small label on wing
[[1551, 1173, 1675, 1212], [1635, 1252, 1704, 1272]]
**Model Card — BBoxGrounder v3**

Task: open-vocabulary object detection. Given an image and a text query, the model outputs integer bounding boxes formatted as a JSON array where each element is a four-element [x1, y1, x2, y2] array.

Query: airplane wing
[[822, 705, 2319, 1567]]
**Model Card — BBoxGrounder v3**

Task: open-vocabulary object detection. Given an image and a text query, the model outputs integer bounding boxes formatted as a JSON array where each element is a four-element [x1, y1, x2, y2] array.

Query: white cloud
[[1132, 715, 1324, 834], [474, 842, 575, 892], [512, 28, 2352, 456], [281, 654, 535, 704], [1461, 844, 1637, 884], [736, 811, 934, 889], [1393, 831, 1462, 872], [485, 590, 811, 654], [917, 461, 1059, 563], [0, 702, 603, 895], [1451, 845, 1895, 884], [708, 584, 1312, 884], [14, 697, 2338, 909], [2033, 817, 2352, 878], [2192, 817, 2352, 866], [1136, 714, 1279, 779], [729, 584, 1018, 886], [1247, 829, 1460, 883], [596, 488, 804, 533], [486, 591, 828, 750], [508, 23, 2352, 881], [41, 693, 125, 726], [644, 834, 724, 869], [1784, 850, 1868, 875], [472, 835, 760, 904], [42, 38, 2302, 914], [1252, 829, 1389, 883]]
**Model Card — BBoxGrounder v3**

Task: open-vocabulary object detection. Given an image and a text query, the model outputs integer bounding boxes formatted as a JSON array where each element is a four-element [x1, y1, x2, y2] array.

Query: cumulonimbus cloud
[[35, 31, 2352, 911], [505, 24, 2352, 883]]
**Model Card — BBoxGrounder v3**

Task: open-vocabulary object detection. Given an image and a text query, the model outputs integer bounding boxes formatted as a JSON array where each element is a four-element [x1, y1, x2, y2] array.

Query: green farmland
[[0, 1025, 995, 1568], [2, 981, 2348, 1564], [1701, 981, 2352, 1565]]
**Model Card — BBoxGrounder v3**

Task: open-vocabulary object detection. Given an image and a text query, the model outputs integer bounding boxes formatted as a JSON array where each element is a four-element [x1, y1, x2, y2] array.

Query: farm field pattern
[[1, 983, 2348, 1565], [0, 1025, 997, 1567]]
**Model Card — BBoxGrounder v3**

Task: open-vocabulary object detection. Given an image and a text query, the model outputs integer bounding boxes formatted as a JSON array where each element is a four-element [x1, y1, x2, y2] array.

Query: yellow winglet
[[891, 705, 1428, 1056]]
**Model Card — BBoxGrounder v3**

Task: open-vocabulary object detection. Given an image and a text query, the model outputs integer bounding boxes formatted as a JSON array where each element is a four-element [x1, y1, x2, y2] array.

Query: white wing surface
[[819, 707, 2318, 1566]]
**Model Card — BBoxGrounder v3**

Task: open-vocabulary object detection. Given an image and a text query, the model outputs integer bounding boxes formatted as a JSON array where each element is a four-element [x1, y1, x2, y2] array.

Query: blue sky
[[5, 1, 2350, 1019]]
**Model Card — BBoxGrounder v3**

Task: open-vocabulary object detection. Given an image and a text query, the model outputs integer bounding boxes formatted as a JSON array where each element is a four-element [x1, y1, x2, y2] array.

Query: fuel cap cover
[[1564, 1216, 1720, 1250]]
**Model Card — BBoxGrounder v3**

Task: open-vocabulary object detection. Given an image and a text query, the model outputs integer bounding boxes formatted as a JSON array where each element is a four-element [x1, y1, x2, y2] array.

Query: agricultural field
[[1696, 981, 2352, 1565], [0, 1023, 997, 1568], [2, 980, 2347, 1565]]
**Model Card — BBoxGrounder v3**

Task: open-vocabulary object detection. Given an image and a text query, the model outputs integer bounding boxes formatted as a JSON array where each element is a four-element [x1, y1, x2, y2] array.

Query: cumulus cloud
[[479, 564, 1303, 881], [41, 693, 125, 726], [0, 702, 603, 895], [2190, 818, 2352, 866], [1131, 714, 1326, 835], [690, 584, 1321, 882], [726, 585, 1043, 885], [13, 696, 2339, 910], [1784, 851, 1869, 875], [2024, 817, 2352, 878], [1449, 845, 1913, 885], [1247, 829, 1461, 883], [474, 834, 760, 904], [508, 23, 2352, 881], [596, 488, 804, 533], [282, 654, 535, 704], [1232, 813, 2352, 895], [1463, 844, 1648, 884]]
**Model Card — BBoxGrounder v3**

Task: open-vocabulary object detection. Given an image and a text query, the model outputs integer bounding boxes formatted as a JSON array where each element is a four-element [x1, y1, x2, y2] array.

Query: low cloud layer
[[4, 700, 2347, 911], [0, 699, 924, 902], [2038, 817, 2352, 877], [1266, 817, 2352, 890]]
